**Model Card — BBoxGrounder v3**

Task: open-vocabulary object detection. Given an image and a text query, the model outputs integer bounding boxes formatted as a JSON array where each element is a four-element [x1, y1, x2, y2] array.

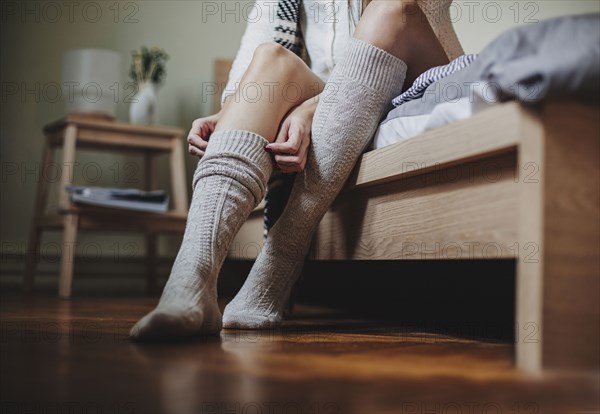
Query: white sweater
[[222, 0, 463, 105]]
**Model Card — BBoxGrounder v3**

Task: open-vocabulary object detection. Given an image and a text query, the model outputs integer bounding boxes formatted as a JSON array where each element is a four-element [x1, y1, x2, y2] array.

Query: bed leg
[[516, 103, 600, 373]]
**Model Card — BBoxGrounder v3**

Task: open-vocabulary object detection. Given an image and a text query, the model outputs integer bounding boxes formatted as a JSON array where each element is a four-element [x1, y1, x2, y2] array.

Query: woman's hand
[[187, 113, 221, 158], [266, 99, 318, 173]]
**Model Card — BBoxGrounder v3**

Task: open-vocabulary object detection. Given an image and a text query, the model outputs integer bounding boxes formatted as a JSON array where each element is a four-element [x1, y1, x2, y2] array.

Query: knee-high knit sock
[[223, 39, 407, 328], [130, 131, 272, 340]]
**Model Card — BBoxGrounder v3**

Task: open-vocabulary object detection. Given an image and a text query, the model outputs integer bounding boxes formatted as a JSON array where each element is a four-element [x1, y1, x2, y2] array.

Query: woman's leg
[[217, 43, 325, 140], [354, 0, 450, 86], [223, 0, 449, 328], [130, 44, 324, 340]]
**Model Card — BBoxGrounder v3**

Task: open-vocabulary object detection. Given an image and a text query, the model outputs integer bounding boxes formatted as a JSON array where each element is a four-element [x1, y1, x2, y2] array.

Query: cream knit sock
[[223, 39, 407, 329], [130, 130, 272, 340]]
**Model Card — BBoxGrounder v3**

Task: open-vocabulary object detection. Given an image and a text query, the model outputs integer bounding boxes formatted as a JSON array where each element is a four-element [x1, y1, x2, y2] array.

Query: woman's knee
[[250, 43, 298, 73], [249, 43, 301, 79], [362, 0, 421, 27], [355, 0, 428, 60], [254, 42, 290, 59]]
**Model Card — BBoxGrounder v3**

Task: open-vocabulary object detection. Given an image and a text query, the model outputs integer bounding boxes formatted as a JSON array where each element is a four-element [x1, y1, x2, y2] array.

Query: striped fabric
[[274, 0, 303, 54], [392, 54, 478, 107], [263, 171, 296, 239]]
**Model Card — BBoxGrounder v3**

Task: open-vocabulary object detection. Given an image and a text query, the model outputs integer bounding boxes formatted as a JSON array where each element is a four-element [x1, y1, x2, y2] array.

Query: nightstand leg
[[144, 152, 159, 293], [146, 233, 158, 294], [169, 137, 189, 215], [59, 214, 79, 299], [24, 227, 42, 292], [24, 140, 54, 292], [59, 125, 77, 211]]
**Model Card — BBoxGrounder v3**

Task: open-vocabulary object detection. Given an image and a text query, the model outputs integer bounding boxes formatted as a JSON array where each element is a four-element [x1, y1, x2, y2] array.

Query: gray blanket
[[386, 13, 600, 120]]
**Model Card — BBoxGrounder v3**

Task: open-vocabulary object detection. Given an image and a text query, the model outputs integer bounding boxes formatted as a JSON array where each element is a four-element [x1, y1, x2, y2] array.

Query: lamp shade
[[62, 48, 121, 118]]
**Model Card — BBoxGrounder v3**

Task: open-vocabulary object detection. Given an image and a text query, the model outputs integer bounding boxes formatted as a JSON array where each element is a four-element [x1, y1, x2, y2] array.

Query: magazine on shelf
[[65, 186, 169, 213]]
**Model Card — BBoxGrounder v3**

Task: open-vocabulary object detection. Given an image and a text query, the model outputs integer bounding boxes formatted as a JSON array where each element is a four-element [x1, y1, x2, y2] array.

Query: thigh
[[354, 0, 449, 86]]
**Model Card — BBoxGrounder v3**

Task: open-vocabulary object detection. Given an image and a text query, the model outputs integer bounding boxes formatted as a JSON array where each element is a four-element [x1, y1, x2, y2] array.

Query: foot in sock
[[223, 39, 407, 329], [130, 130, 273, 340]]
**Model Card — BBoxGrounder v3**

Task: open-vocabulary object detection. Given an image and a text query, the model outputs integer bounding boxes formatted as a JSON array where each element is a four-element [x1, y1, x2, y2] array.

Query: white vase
[[129, 82, 158, 124]]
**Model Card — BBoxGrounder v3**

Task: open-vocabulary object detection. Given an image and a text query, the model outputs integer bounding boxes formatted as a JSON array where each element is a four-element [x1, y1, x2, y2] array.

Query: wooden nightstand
[[24, 115, 189, 298]]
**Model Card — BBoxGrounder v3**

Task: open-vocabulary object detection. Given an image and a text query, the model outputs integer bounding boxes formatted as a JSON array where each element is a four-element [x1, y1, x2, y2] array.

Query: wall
[[453, 0, 600, 53], [1, 1, 598, 268], [0, 1, 254, 264]]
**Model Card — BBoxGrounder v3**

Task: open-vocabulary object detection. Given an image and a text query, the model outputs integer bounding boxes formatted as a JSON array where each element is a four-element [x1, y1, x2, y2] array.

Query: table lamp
[[61, 48, 121, 119]]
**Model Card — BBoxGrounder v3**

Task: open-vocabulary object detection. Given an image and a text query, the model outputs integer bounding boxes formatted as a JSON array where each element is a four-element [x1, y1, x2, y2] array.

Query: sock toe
[[129, 307, 205, 341], [222, 309, 282, 330]]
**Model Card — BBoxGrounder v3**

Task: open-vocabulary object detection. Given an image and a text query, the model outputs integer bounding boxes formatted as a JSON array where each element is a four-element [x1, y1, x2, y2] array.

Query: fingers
[[188, 117, 216, 158], [274, 153, 306, 173], [189, 117, 217, 141], [187, 134, 208, 158], [188, 145, 205, 158], [274, 140, 309, 172], [271, 124, 311, 173], [191, 117, 216, 138], [274, 119, 290, 146], [266, 127, 304, 154], [187, 134, 208, 151]]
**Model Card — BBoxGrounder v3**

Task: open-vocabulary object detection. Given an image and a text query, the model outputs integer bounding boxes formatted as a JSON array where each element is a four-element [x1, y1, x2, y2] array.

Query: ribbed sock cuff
[[338, 38, 408, 98], [205, 130, 270, 161], [196, 130, 273, 202]]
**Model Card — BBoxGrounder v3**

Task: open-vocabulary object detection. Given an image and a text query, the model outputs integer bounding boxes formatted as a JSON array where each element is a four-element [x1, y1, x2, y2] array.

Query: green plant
[[129, 46, 169, 84]]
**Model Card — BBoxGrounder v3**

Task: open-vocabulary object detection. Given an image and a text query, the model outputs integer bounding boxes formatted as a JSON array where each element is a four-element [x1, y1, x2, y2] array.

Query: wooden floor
[[1, 293, 598, 414]]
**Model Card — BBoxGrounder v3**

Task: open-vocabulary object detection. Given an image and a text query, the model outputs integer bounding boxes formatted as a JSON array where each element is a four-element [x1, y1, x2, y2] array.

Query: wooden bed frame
[[312, 101, 599, 374], [216, 60, 599, 374]]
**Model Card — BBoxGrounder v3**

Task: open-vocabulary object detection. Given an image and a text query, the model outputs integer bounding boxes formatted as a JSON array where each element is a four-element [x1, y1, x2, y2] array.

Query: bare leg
[[224, 0, 444, 329], [130, 44, 323, 341], [216, 43, 325, 141], [354, 0, 450, 87]]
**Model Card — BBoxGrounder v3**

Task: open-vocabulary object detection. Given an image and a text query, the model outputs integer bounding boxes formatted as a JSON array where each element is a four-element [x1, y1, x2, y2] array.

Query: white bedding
[[372, 97, 473, 150], [372, 95, 497, 150]]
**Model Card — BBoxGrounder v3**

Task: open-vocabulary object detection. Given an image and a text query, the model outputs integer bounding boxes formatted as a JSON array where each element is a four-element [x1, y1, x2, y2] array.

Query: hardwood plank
[[0, 295, 597, 414]]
